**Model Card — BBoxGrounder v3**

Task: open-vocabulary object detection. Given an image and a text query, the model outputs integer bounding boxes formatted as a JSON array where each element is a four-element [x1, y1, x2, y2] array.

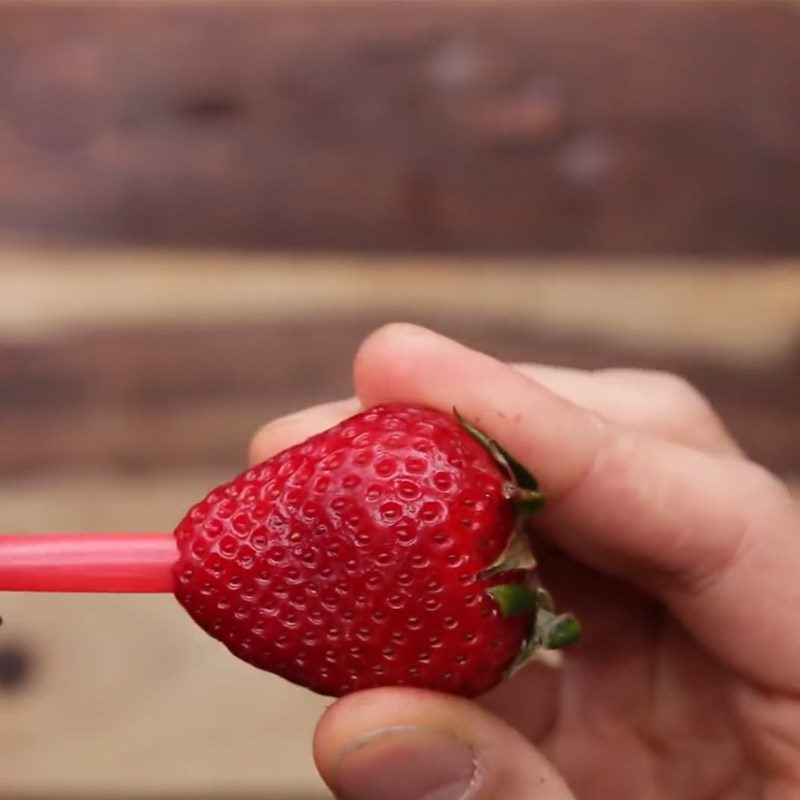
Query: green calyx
[[455, 408, 580, 675], [454, 409, 545, 516], [487, 583, 537, 617], [488, 578, 581, 677], [536, 611, 581, 650]]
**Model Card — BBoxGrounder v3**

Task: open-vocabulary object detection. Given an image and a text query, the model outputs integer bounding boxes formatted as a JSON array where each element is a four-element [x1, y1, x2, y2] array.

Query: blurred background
[[0, 1, 798, 798]]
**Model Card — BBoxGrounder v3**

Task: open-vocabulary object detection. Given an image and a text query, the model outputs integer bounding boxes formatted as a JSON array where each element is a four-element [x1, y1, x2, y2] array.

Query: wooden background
[[2, 1, 800, 254], [0, 2, 798, 799]]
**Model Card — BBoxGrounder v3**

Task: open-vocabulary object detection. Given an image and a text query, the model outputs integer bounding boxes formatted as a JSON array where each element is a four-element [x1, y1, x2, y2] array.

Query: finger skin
[[512, 364, 740, 456], [353, 324, 800, 692], [248, 363, 737, 466], [248, 398, 361, 464], [314, 688, 576, 800]]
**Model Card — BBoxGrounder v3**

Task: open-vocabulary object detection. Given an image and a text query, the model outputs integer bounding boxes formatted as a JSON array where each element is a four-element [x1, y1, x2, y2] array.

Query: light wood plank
[[0, 466, 797, 795], [2, 248, 799, 366], [0, 469, 329, 797], [0, 248, 798, 476]]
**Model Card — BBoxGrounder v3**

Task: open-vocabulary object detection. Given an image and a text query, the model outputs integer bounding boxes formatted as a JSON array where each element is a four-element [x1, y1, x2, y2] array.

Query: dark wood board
[[2, 317, 798, 476], [1, 1, 799, 254]]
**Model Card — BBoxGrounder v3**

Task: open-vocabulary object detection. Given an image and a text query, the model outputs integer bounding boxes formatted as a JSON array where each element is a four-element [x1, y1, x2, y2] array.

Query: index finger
[[354, 324, 800, 693]]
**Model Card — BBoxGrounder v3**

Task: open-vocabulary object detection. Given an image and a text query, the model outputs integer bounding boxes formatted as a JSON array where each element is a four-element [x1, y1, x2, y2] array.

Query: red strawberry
[[173, 403, 577, 697]]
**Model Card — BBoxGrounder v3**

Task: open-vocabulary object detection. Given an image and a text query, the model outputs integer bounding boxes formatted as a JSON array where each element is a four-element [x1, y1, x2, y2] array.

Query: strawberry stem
[[0, 534, 177, 593]]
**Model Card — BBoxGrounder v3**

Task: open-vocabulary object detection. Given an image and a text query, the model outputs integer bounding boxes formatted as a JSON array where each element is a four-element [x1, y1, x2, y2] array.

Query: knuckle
[[247, 425, 272, 463], [603, 368, 715, 420], [248, 415, 296, 462], [737, 459, 793, 506], [644, 370, 707, 407]]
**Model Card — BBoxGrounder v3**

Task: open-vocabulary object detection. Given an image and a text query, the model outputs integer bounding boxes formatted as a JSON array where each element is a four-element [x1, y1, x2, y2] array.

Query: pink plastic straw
[[0, 534, 177, 593]]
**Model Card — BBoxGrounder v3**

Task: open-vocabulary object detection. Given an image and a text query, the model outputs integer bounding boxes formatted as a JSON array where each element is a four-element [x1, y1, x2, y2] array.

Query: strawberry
[[172, 403, 578, 697]]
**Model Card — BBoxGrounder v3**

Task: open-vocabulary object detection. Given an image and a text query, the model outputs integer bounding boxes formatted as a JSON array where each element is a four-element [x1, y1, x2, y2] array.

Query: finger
[[512, 364, 741, 455], [248, 397, 361, 465], [353, 324, 800, 692], [246, 363, 738, 466], [314, 688, 576, 800]]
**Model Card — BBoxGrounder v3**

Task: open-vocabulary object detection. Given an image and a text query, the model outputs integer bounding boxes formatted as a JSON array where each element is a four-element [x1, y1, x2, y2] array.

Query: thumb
[[314, 688, 575, 800]]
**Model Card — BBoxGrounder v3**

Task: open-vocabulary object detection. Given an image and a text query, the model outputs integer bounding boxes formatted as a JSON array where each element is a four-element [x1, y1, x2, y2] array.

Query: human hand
[[250, 324, 800, 799]]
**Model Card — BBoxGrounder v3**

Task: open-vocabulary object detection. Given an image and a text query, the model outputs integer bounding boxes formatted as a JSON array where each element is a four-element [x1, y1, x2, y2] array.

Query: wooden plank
[[3, 797, 322, 800], [0, 467, 330, 798], [1, 2, 799, 253], [3, 250, 800, 366], [0, 593, 330, 798], [0, 415, 797, 799], [3, 318, 798, 473], [1, 459, 795, 799], [0, 245, 797, 798], [3, 792, 324, 800], [0, 250, 798, 476]]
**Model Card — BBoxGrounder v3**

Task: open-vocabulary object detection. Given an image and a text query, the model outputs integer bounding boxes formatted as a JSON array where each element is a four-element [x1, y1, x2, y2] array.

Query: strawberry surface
[[173, 404, 533, 697]]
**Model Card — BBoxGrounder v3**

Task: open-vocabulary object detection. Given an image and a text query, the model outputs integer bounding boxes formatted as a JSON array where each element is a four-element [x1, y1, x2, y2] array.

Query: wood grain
[[0, 246, 797, 798], [1, 1, 800, 253], [0, 468, 330, 799], [0, 462, 796, 798], [2, 319, 800, 475], [1, 251, 799, 477], [4, 251, 800, 365]]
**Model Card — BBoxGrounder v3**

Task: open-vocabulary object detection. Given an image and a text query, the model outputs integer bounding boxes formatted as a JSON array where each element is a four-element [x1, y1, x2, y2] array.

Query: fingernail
[[334, 726, 476, 800]]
